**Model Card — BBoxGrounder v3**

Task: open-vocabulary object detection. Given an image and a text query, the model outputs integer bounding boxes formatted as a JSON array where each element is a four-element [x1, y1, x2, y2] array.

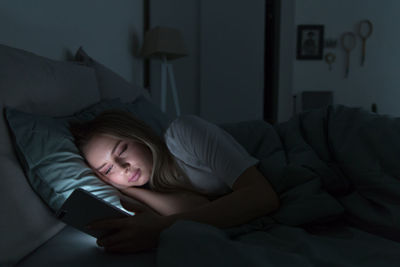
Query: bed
[[0, 43, 159, 266], [1, 43, 400, 267]]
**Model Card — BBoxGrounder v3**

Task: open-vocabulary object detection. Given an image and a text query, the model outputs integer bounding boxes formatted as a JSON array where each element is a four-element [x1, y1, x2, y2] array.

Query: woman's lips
[[129, 169, 141, 182]]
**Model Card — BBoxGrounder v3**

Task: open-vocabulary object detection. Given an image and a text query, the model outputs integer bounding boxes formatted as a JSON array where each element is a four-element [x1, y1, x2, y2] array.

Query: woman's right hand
[[87, 199, 172, 253]]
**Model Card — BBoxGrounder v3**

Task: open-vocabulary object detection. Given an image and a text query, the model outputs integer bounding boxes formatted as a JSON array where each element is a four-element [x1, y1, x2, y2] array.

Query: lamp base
[[161, 57, 181, 117]]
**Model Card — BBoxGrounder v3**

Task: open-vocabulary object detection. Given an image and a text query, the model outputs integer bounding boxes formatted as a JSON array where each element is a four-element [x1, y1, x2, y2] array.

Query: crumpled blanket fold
[[156, 105, 400, 266]]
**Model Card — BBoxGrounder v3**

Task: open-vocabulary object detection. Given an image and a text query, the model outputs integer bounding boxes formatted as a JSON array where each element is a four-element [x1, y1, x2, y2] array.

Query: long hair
[[69, 110, 194, 193]]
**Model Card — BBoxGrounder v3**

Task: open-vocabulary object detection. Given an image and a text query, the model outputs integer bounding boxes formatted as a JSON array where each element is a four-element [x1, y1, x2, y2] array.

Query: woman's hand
[[86, 200, 172, 253]]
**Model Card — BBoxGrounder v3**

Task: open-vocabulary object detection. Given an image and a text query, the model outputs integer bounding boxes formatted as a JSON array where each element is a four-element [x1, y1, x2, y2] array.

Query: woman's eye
[[119, 144, 128, 155], [105, 165, 113, 175]]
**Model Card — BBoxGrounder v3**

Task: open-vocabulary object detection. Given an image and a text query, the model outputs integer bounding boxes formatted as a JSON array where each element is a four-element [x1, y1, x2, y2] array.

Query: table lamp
[[141, 26, 187, 116]]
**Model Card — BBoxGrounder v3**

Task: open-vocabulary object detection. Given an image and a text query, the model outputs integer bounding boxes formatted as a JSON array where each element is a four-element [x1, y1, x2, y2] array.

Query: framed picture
[[296, 25, 324, 60]]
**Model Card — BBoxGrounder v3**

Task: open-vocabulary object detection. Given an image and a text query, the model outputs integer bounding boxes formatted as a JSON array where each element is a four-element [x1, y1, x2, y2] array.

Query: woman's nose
[[116, 159, 130, 172]]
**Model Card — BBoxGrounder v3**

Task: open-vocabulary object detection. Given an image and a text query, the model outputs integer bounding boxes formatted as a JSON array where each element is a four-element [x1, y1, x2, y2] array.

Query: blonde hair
[[69, 110, 194, 193]]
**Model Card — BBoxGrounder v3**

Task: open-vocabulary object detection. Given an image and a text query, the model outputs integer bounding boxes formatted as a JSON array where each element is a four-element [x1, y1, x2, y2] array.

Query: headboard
[[0, 0, 148, 87], [0, 2, 150, 265]]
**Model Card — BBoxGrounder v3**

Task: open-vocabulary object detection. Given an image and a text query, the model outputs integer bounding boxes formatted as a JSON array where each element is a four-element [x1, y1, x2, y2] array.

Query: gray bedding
[[157, 105, 400, 266], [18, 105, 400, 266]]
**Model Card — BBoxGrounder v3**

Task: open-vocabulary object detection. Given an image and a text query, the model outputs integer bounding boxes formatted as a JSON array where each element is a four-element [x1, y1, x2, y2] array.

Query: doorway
[[264, 0, 280, 124]]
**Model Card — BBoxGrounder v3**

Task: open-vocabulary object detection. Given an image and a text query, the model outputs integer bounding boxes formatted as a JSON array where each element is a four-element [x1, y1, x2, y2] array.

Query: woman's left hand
[[87, 200, 171, 253]]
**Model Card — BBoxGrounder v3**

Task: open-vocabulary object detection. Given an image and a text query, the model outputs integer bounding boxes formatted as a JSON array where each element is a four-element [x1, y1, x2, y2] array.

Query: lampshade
[[141, 26, 187, 60]]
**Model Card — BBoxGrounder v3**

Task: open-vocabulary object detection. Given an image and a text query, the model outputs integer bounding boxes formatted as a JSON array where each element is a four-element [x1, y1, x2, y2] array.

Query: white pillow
[[0, 43, 100, 266], [75, 47, 151, 102]]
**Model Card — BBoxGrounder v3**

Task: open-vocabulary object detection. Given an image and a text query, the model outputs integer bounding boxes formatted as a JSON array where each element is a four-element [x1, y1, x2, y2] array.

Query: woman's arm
[[88, 166, 279, 253], [160, 116, 279, 227], [120, 187, 210, 216], [120, 165, 279, 225], [123, 165, 279, 226], [164, 165, 279, 228]]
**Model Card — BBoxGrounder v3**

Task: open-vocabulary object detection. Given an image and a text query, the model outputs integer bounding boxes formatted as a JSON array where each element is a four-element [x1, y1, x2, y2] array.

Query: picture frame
[[296, 25, 324, 60]]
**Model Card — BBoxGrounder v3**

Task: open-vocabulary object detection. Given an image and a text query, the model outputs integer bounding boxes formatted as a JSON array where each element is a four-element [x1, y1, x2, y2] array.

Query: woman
[[70, 110, 280, 253]]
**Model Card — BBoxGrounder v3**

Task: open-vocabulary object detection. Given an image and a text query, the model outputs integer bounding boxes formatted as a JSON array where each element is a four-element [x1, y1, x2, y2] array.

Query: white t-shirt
[[164, 115, 259, 196]]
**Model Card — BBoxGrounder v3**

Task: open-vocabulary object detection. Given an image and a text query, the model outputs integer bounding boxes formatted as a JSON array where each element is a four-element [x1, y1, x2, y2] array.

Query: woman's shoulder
[[164, 115, 216, 154], [163, 115, 202, 161], [166, 115, 210, 136]]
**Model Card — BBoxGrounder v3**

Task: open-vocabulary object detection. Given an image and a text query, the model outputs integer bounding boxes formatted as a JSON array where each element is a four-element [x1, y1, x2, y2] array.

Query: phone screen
[[56, 188, 131, 238]]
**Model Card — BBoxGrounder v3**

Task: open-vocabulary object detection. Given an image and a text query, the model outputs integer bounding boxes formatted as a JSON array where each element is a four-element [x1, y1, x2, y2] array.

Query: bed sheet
[[153, 105, 400, 266], [18, 105, 400, 266], [221, 105, 400, 240], [158, 220, 400, 267], [16, 226, 156, 267]]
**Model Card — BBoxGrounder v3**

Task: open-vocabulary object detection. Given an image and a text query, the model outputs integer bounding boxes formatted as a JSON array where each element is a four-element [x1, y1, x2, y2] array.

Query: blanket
[[156, 105, 400, 266]]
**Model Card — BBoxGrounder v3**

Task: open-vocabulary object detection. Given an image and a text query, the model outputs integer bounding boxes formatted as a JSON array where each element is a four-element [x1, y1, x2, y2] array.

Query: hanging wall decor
[[296, 25, 324, 60], [357, 19, 373, 66]]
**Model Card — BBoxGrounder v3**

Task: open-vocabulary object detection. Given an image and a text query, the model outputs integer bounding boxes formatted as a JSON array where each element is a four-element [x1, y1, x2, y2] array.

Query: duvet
[[156, 105, 400, 267]]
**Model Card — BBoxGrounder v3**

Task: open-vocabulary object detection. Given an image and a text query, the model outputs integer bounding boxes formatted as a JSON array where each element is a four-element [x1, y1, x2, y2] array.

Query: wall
[[277, 0, 296, 122], [0, 0, 144, 86], [199, 0, 265, 124], [149, 0, 201, 119], [149, 0, 265, 124], [292, 0, 400, 117], [0, 1, 269, 124]]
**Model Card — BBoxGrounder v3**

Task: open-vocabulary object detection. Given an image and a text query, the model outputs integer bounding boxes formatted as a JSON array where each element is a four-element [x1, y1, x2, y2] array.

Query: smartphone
[[56, 188, 131, 239]]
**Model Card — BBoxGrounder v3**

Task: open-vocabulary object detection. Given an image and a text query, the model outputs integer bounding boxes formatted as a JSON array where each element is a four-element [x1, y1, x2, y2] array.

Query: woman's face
[[82, 134, 153, 189]]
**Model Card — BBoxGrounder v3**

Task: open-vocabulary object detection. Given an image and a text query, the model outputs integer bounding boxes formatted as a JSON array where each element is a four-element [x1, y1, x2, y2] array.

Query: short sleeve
[[165, 115, 259, 188]]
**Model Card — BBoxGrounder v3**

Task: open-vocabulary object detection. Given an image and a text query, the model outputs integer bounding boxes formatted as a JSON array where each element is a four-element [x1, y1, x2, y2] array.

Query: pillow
[[75, 46, 151, 102], [126, 95, 173, 136], [0, 44, 100, 155], [5, 98, 171, 214], [0, 43, 101, 265], [72, 96, 171, 137]]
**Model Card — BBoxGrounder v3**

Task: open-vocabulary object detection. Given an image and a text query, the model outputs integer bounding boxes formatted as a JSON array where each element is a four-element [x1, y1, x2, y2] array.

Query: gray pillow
[[0, 43, 101, 265], [73, 97, 171, 137], [5, 98, 171, 213], [126, 96, 173, 136], [75, 47, 151, 102]]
